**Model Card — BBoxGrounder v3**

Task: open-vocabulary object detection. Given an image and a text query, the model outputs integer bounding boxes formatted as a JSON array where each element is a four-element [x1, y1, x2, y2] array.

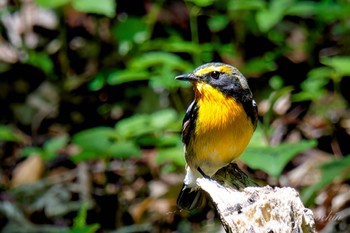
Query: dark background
[[1, 0, 350, 232]]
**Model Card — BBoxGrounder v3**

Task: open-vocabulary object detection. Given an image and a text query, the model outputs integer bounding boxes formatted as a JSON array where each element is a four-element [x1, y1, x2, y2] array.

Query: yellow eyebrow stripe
[[194, 65, 232, 76]]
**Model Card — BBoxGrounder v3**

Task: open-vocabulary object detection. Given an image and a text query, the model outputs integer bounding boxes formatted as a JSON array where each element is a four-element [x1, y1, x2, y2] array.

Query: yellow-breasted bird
[[176, 62, 258, 210]]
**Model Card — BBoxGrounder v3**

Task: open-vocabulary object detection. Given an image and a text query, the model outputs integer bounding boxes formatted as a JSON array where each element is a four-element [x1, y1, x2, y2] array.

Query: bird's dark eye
[[210, 71, 220, 79]]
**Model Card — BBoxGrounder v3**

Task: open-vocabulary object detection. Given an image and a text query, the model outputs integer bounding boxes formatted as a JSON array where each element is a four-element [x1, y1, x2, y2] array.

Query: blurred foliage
[[241, 127, 317, 178], [1, 0, 350, 232], [302, 155, 350, 207]]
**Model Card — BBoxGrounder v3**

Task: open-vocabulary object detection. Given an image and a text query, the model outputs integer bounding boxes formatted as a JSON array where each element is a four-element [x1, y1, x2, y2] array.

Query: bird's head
[[176, 63, 253, 102]]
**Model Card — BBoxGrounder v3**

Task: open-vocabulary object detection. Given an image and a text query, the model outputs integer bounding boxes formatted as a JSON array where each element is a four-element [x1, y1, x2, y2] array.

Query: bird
[[175, 62, 258, 210]]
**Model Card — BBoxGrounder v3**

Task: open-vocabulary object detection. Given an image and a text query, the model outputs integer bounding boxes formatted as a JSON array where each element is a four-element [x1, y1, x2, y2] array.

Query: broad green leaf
[[313, 2, 350, 22], [137, 134, 180, 148], [208, 15, 229, 32], [73, 202, 89, 228], [292, 67, 330, 102], [307, 66, 333, 80], [0, 125, 22, 142], [43, 135, 69, 160], [154, 135, 181, 147], [71, 151, 98, 162], [150, 109, 179, 130], [286, 2, 317, 16], [256, 0, 293, 32], [243, 126, 268, 148], [71, 127, 141, 160], [72, 0, 116, 17], [72, 127, 117, 154], [107, 70, 150, 85], [300, 77, 327, 93], [27, 52, 54, 74], [228, 0, 265, 11], [89, 74, 105, 91], [241, 140, 317, 177], [115, 115, 153, 138], [269, 75, 284, 90], [160, 40, 202, 54], [150, 73, 186, 90], [108, 141, 141, 159], [34, 0, 70, 8], [125, 52, 191, 89], [115, 110, 181, 139], [129, 52, 189, 70], [187, 0, 214, 7], [155, 146, 185, 167], [113, 17, 147, 42], [20, 147, 43, 157], [218, 44, 237, 58], [321, 56, 350, 76], [302, 155, 350, 206], [242, 54, 277, 75]]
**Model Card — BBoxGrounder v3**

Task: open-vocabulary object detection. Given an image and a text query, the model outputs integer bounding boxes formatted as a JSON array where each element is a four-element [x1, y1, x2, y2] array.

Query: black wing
[[182, 101, 198, 146], [242, 99, 258, 130]]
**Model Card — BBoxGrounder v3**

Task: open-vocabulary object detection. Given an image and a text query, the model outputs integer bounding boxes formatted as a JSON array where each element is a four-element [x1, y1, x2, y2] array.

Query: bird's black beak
[[175, 74, 198, 81]]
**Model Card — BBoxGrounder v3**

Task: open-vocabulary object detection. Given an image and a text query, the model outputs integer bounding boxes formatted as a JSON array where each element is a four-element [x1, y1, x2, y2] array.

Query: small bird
[[176, 62, 258, 210]]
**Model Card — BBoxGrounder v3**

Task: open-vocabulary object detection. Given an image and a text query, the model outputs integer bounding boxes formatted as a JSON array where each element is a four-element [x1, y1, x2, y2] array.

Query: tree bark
[[197, 164, 316, 233]]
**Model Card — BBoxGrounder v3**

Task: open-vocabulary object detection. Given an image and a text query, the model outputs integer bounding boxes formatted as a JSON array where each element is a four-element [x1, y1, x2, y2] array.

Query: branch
[[197, 164, 316, 233]]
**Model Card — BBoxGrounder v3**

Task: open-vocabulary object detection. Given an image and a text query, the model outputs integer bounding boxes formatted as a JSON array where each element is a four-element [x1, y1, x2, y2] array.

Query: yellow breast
[[189, 83, 254, 176]]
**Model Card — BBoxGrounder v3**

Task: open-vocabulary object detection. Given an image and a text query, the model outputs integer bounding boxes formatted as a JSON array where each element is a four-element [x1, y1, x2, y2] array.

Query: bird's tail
[[176, 184, 203, 210]]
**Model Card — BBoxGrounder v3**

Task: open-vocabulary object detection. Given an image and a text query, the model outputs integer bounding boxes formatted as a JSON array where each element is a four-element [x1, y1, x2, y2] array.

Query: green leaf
[[107, 70, 150, 86], [242, 53, 277, 75], [269, 75, 284, 90], [127, 52, 191, 89], [72, 127, 117, 154], [155, 146, 185, 167], [150, 73, 185, 90], [187, 0, 215, 7], [43, 135, 69, 160], [292, 67, 331, 102], [34, 0, 70, 8], [89, 73, 105, 91], [228, 0, 265, 11], [150, 109, 178, 130], [20, 146, 43, 157], [0, 125, 22, 142], [115, 110, 180, 139], [153, 135, 181, 147], [160, 40, 202, 54], [208, 15, 229, 32], [129, 52, 189, 70], [73, 202, 89, 228], [112, 17, 147, 43], [108, 141, 141, 159], [321, 56, 350, 76], [71, 151, 98, 162], [26, 52, 54, 74], [302, 155, 350, 206], [72, 0, 116, 17], [286, 2, 317, 16], [115, 115, 152, 138], [312, 2, 350, 22], [72, 127, 142, 160], [20, 136, 68, 160], [241, 140, 317, 177], [256, 0, 293, 32]]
